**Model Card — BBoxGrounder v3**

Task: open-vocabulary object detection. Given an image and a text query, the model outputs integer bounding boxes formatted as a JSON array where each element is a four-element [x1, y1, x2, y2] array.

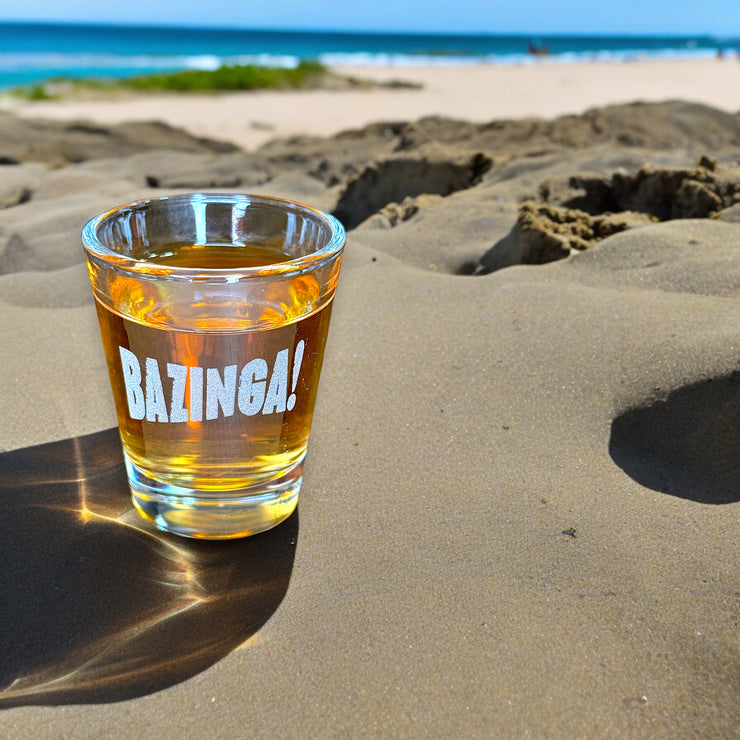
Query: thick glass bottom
[[125, 453, 302, 539]]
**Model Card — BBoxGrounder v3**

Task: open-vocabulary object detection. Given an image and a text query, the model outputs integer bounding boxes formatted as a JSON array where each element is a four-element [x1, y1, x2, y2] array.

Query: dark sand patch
[[610, 373, 740, 505]]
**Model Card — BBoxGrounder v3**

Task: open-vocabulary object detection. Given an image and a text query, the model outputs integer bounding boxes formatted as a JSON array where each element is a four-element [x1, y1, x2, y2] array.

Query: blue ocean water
[[0, 21, 737, 90]]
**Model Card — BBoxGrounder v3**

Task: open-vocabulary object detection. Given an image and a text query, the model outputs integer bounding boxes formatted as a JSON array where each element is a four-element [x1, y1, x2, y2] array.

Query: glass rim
[[81, 192, 346, 282]]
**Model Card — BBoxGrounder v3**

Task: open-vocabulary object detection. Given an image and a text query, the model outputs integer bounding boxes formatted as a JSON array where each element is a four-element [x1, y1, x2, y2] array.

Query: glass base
[[125, 454, 301, 540]]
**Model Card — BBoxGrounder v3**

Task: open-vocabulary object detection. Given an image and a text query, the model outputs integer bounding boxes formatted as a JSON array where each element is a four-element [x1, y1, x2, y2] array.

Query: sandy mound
[[0, 112, 236, 166], [478, 157, 740, 271]]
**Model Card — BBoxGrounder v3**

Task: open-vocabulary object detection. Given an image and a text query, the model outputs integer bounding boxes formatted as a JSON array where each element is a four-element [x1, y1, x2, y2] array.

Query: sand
[[0, 60, 739, 737], [1, 58, 739, 151]]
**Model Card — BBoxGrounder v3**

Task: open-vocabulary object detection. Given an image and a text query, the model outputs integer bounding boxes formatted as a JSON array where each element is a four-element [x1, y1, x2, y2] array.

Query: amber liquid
[[139, 241, 294, 269], [95, 244, 333, 506]]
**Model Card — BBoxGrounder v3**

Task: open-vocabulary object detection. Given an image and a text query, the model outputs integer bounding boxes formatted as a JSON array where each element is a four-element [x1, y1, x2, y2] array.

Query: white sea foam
[[319, 47, 720, 67], [0, 45, 728, 89]]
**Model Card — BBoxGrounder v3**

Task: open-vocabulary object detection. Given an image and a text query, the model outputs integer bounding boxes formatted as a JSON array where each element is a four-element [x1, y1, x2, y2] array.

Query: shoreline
[[1, 57, 738, 151]]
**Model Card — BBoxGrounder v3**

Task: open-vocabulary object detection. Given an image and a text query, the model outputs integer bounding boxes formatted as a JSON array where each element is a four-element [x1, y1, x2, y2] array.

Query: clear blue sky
[[1, 0, 738, 36]]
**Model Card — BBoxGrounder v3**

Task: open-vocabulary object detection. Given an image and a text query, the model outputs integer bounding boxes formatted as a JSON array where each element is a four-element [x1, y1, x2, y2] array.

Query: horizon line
[[0, 19, 735, 40]]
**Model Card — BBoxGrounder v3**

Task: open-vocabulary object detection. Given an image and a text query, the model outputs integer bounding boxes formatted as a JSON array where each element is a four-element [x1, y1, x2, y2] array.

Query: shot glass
[[82, 193, 345, 539]]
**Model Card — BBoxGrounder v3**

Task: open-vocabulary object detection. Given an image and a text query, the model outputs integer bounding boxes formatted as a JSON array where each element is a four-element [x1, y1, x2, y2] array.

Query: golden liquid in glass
[[94, 244, 334, 536]]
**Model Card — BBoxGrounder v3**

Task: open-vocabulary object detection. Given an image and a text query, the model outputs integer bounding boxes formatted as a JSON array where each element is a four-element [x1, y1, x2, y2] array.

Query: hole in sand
[[332, 153, 492, 230], [609, 373, 740, 505]]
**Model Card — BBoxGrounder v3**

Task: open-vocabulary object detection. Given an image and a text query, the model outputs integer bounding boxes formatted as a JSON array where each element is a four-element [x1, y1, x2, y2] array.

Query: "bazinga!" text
[[118, 342, 305, 422]]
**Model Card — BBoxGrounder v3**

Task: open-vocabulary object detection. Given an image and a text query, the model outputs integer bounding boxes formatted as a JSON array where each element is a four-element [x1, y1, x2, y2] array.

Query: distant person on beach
[[527, 39, 550, 57]]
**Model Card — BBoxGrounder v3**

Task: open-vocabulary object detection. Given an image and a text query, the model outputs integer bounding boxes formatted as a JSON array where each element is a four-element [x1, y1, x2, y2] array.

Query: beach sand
[[0, 60, 738, 737], [2, 57, 739, 151]]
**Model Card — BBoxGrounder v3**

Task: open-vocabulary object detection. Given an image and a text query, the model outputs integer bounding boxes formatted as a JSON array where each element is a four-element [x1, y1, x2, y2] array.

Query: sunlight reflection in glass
[[0, 428, 297, 707]]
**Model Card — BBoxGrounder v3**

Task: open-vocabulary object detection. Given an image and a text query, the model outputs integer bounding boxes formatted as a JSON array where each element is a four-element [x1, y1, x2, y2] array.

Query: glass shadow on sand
[[609, 373, 740, 505], [0, 428, 297, 707]]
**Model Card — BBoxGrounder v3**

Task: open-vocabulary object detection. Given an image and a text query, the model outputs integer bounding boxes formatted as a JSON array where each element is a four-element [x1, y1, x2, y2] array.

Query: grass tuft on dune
[[122, 60, 327, 92], [10, 60, 334, 99]]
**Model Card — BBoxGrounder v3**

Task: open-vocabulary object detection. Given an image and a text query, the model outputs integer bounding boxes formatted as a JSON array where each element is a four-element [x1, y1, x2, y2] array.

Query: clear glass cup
[[82, 193, 345, 540]]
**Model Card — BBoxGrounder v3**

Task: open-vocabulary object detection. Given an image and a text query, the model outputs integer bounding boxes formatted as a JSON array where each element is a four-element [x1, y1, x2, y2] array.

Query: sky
[[0, 0, 738, 36]]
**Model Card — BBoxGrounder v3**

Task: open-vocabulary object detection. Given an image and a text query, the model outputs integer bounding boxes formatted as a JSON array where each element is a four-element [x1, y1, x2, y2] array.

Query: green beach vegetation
[[123, 60, 327, 92], [10, 60, 346, 100]]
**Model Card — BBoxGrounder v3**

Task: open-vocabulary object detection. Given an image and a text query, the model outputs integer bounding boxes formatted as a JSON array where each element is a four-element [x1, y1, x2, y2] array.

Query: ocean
[[0, 21, 737, 90]]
